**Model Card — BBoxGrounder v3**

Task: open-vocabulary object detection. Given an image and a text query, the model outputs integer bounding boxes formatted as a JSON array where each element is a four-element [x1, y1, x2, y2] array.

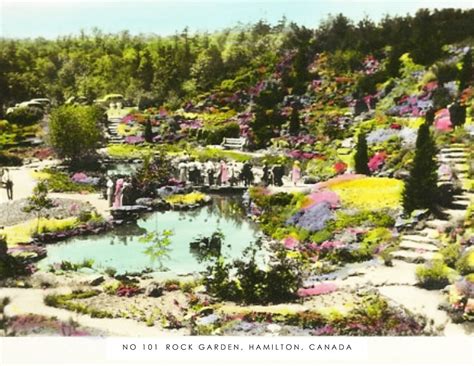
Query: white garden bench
[[221, 137, 247, 150]]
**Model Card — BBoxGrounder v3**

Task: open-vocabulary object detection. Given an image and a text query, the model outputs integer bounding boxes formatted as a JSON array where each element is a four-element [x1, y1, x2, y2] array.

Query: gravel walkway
[[0, 198, 94, 227]]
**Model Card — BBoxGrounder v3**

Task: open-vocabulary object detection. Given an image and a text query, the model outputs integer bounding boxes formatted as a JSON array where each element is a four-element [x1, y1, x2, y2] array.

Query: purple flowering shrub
[[286, 202, 334, 232]]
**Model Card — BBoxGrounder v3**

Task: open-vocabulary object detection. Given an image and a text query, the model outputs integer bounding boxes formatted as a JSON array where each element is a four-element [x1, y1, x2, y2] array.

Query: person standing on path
[[291, 161, 301, 186], [113, 178, 124, 208], [106, 176, 114, 207], [178, 159, 188, 183], [1, 169, 13, 200], [219, 160, 229, 186]]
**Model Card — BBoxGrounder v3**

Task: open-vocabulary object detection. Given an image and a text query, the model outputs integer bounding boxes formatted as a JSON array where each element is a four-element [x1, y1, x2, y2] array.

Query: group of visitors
[[175, 158, 302, 188], [0, 168, 14, 200], [105, 175, 133, 208], [177, 158, 256, 187]]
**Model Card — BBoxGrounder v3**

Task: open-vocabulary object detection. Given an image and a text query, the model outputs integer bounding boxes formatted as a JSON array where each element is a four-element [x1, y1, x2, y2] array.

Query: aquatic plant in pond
[[139, 229, 173, 271]]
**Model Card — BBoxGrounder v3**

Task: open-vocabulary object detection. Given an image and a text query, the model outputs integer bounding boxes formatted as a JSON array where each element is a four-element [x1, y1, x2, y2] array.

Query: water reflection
[[38, 194, 259, 275]]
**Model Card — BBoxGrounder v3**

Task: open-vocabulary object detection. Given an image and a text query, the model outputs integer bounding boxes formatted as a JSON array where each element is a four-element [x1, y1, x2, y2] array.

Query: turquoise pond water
[[38, 196, 260, 275]]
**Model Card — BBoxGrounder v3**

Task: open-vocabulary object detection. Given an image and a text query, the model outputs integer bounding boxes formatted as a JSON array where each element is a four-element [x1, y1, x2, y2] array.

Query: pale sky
[[0, 0, 472, 39]]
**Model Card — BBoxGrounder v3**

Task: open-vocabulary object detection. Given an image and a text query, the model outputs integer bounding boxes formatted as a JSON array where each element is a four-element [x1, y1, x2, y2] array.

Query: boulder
[[145, 283, 164, 297], [89, 275, 105, 286], [135, 197, 154, 207]]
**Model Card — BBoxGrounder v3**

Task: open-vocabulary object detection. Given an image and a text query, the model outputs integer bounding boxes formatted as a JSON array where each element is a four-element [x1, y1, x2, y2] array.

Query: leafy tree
[[23, 182, 54, 234], [459, 49, 472, 91], [191, 44, 224, 91], [403, 121, 438, 213], [133, 151, 172, 195], [354, 133, 370, 175], [49, 105, 103, 163], [137, 48, 154, 91]]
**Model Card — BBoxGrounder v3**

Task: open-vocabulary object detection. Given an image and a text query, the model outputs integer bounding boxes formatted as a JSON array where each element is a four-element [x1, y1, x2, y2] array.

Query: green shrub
[[205, 242, 302, 305], [104, 267, 117, 277], [44, 290, 113, 318], [440, 242, 462, 268], [7, 107, 43, 125], [456, 250, 474, 275], [41, 169, 97, 193], [416, 260, 452, 289], [200, 122, 240, 145], [0, 152, 23, 166]]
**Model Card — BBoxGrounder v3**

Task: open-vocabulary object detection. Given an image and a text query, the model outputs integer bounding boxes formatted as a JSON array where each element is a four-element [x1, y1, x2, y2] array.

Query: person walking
[[4, 169, 13, 200], [291, 161, 301, 186]]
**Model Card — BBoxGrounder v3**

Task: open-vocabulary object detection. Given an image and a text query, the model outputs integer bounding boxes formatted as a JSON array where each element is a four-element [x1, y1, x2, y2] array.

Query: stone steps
[[402, 234, 439, 244], [399, 240, 439, 252], [425, 219, 450, 230], [444, 209, 467, 220], [454, 164, 469, 173], [451, 200, 470, 208], [391, 249, 436, 263], [438, 152, 468, 157], [438, 158, 467, 164]]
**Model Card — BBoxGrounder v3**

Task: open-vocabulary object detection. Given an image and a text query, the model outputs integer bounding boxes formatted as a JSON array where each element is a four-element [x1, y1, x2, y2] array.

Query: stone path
[[106, 117, 125, 144], [376, 142, 471, 335], [318, 142, 472, 335], [0, 287, 188, 336], [0, 160, 57, 204]]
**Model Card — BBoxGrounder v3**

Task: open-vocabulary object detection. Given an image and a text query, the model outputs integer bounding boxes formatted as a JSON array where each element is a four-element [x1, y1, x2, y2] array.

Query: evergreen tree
[[459, 49, 472, 92], [425, 108, 435, 125], [289, 107, 300, 136], [144, 117, 153, 143], [402, 122, 438, 213], [448, 101, 466, 129], [354, 133, 370, 175]]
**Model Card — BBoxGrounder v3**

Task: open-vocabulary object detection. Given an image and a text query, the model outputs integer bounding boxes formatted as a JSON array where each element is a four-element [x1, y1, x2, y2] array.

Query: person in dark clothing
[[2, 169, 13, 200], [272, 164, 284, 186], [262, 164, 270, 186], [241, 162, 254, 187], [6, 179, 13, 200]]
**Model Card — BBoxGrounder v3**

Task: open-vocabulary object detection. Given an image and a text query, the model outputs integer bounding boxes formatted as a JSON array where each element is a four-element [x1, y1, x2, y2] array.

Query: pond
[[38, 195, 261, 275]]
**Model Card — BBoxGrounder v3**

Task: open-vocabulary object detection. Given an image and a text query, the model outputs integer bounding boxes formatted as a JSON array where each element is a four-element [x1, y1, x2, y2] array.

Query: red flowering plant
[[116, 283, 141, 297], [333, 161, 347, 174]]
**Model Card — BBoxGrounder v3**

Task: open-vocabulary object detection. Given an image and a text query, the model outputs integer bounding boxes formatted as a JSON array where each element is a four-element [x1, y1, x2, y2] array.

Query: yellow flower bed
[[31, 170, 52, 180], [1, 217, 78, 246], [106, 144, 152, 158], [328, 177, 404, 210], [165, 192, 207, 206], [116, 123, 141, 137]]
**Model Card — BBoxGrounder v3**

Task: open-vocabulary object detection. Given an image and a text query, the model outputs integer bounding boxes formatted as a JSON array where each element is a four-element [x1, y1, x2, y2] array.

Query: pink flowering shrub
[[302, 190, 340, 209], [434, 109, 453, 131], [312, 174, 364, 191], [368, 151, 387, 172], [283, 236, 299, 250], [297, 282, 338, 297]]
